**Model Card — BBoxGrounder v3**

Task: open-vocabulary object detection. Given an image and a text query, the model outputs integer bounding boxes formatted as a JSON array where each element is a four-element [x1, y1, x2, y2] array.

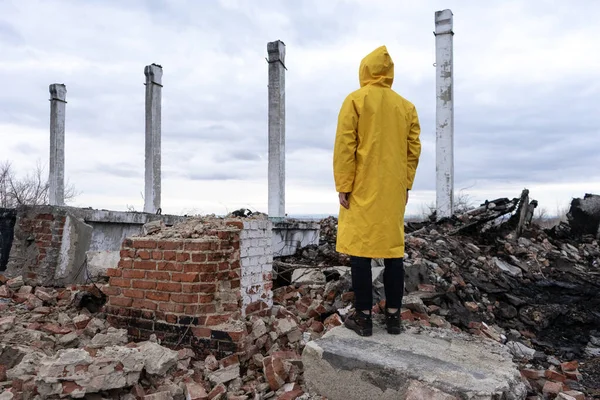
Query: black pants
[[351, 256, 405, 311]]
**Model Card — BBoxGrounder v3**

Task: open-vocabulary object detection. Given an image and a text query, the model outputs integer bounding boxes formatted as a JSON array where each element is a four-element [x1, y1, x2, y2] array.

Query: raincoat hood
[[359, 46, 394, 88]]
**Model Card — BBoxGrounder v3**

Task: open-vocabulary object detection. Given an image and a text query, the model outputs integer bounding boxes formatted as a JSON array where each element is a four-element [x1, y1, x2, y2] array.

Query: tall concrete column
[[435, 9, 454, 219], [49, 84, 67, 206], [267, 40, 286, 219], [144, 64, 162, 214]]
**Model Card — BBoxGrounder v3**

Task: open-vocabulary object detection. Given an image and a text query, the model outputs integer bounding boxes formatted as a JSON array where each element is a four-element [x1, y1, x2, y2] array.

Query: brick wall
[[104, 218, 273, 358], [6, 207, 67, 285]]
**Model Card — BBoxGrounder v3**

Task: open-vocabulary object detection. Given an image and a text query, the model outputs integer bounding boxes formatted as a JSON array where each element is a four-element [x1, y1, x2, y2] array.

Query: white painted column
[[49, 84, 67, 206], [435, 9, 455, 219], [267, 40, 286, 219], [144, 64, 162, 214]]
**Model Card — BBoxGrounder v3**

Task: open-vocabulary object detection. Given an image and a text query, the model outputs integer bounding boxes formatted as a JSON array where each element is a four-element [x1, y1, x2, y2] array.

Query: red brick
[[278, 389, 304, 400], [182, 283, 216, 293], [147, 291, 170, 302], [563, 390, 585, 400], [110, 278, 131, 288], [118, 259, 133, 269], [177, 252, 191, 262], [36, 213, 54, 221], [191, 327, 212, 338], [132, 239, 157, 249], [171, 293, 198, 304], [157, 261, 183, 272], [218, 262, 229, 271], [163, 251, 176, 261], [545, 369, 567, 383], [120, 249, 134, 258], [146, 271, 171, 281], [418, 284, 437, 292], [223, 303, 239, 312], [101, 286, 121, 296], [520, 369, 545, 380], [123, 289, 145, 299], [206, 314, 231, 326], [184, 242, 213, 251], [132, 299, 158, 311], [159, 302, 185, 313], [542, 381, 563, 396], [152, 251, 163, 260], [156, 282, 182, 292], [231, 280, 240, 289], [199, 294, 215, 304], [172, 273, 200, 283], [165, 314, 177, 324], [110, 297, 133, 307], [225, 221, 244, 229], [0, 365, 6, 381], [191, 253, 206, 262], [184, 263, 218, 274], [157, 241, 181, 250], [132, 280, 155, 290], [197, 304, 216, 314], [230, 260, 240, 269], [123, 269, 146, 279], [561, 361, 579, 372], [136, 250, 151, 260], [207, 252, 227, 262], [133, 261, 156, 270], [106, 268, 122, 277], [200, 273, 216, 282]]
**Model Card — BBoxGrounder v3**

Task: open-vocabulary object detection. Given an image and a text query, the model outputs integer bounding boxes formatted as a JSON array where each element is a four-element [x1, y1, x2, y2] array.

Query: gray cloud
[[0, 0, 599, 214]]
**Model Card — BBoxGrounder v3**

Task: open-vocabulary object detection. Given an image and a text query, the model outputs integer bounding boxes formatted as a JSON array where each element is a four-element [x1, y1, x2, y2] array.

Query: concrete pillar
[[267, 40, 286, 219], [144, 64, 162, 214], [49, 84, 67, 206], [435, 9, 454, 219]]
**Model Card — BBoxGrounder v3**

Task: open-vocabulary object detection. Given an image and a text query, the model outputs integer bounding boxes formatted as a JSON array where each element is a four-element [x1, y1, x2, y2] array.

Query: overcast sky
[[1, 0, 599, 217]]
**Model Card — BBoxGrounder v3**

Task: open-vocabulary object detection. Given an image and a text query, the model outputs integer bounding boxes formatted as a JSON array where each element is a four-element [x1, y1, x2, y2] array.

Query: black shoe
[[344, 311, 373, 337], [385, 309, 402, 335]]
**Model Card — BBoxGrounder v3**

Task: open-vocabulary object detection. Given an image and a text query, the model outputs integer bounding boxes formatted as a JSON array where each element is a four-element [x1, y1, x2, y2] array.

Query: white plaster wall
[[240, 219, 273, 314]]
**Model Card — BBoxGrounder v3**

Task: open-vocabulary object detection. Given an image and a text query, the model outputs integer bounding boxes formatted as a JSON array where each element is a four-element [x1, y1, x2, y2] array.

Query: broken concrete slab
[[302, 326, 527, 400], [54, 214, 93, 285]]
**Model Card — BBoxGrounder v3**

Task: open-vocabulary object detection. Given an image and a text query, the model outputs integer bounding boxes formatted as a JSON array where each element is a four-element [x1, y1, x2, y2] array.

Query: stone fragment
[[6, 276, 23, 290], [402, 295, 428, 314], [0, 285, 12, 298], [464, 302, 479, 312], [208, 364, 240, 385], [144, 391, 173, 400], [251, 318, 267, 339], [41, 323, 72, 335], [562, 391, 585, 400], [35, 287, 57, 303], [7, 352, 44, 379], [323, 314, 342, 329], [59, 332, 80, 347], [204, 355, 218, 371], [405, 380, 458, 400], [137, 341, 179, 375], [84, 318, 106, 337], [0, 316, 15, 333], [207, 383, 226, 400], [90, 327, 128, 348], [542, 381, 563, 396], [545, 369, 567, 383], [73, 314, 91, 330], [273, 317, 298, 337], [506, 341, 537, 360]]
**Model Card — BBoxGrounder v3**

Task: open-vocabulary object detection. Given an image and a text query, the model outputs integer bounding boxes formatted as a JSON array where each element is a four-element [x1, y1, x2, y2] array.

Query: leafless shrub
[[0, 161, 78, 208]]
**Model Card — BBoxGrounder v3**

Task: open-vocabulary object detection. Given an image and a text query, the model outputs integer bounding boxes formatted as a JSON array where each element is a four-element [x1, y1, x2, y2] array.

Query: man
[[333, 45, 421, 336]]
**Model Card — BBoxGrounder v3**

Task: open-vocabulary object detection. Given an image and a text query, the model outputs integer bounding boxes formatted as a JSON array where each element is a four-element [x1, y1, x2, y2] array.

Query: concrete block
[[55, 214, 93, 285], [302, 326, 527, 400], [86, 251, 120, 279]]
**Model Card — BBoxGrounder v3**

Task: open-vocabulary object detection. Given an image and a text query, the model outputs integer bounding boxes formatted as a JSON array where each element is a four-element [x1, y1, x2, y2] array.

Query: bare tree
[[0, 161, 78, 208]]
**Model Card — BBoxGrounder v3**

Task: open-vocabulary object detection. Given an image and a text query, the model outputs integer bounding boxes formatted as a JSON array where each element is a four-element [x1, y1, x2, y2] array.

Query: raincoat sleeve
[[333, 96, 359, 193], [406, 105, 422, 190]]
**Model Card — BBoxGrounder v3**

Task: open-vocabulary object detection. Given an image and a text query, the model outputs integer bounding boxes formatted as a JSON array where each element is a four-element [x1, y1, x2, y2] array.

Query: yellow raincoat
[[333, 46, 421, 259]]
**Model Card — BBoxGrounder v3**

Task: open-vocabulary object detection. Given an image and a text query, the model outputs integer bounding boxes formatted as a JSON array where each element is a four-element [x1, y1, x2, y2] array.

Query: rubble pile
[[280, 192, 600, 398], [0, 274, 340, 399]]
